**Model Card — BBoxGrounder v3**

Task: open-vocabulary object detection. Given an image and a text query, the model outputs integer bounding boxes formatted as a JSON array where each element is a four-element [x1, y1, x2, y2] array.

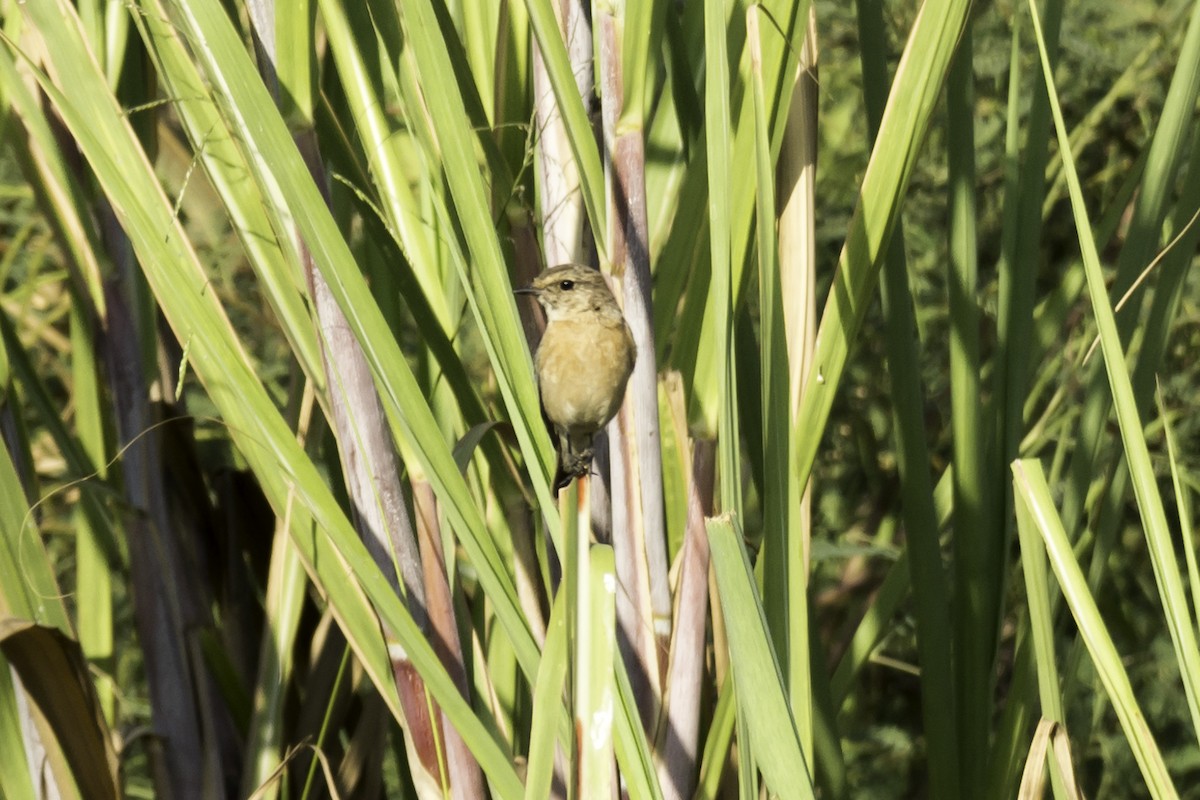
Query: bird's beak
[[513, 285, 539, 296]]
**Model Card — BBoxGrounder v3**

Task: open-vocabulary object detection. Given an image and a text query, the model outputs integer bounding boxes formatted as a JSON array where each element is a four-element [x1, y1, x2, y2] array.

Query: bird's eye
[[559, 280, 575, 291]]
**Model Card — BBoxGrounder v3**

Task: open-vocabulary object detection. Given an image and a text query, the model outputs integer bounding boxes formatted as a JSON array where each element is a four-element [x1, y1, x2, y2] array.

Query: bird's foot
[[564, 447, 594, 478], [552, 441, 596, 495]]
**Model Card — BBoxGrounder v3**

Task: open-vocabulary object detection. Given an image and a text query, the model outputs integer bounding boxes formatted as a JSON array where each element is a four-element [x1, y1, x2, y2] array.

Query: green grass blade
[[1013, 483, 1065, 726], [15, 4, 526, 791], [984, 12, 1059, 792], [995, 0, 1061, 519], [703, 0, 741, 524], [1013, 464, 1074, 799], [706, 514, 813, 798], [68, 303, 114, 723], [694, 679, 736, 800], [792, 0, 972, 492], [613, 651, 664, 800], [747, 1, 812, 760], [945, 25, 998, 791], [0, 374, 70, 633], [524, 591, 568, 800], [699, 0, 731, 437], [150, 0, 542, 673], [242, 521, 308, 796], [131, 2, 324, 387], [1062, 0, 1200, 533], [853, 2, 959, 795], [1008, 465, 1075, 796], [1027, 0, 1200, 748], [1158, 383, 1200, 632], [1011, 460, 1178, 798], [317, 0, 449, 326], [381, 0, 562, 519]]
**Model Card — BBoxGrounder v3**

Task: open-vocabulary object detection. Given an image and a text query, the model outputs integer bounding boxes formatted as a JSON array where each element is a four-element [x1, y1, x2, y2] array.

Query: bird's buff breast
[[536, 319, 635, 434]]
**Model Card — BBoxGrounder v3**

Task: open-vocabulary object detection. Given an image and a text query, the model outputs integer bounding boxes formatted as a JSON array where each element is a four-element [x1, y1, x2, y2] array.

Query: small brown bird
[[515, 264, 637, 493]]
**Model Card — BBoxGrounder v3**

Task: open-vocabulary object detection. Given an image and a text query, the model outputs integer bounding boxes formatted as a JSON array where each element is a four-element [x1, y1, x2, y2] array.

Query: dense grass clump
[[1, 0, 1199, 797]]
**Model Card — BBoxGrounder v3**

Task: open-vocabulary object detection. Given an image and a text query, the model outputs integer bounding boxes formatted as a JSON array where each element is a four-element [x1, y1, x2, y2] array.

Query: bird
[[515, 264, 637, 494]]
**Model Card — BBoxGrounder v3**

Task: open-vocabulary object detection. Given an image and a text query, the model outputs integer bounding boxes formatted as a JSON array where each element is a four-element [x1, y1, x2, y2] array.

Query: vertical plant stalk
[[598, 3, 671, 721], [699, 2, 746, 785], [532, 0, 592, 266], [244, 0, 442, 791], [295, 149, 443, 793], [102, 274, 213, 799], [654, 439, 715, 800], [608, 398, 659, 730], [511, 290, 559, 643], [412, 481, 486, 799]]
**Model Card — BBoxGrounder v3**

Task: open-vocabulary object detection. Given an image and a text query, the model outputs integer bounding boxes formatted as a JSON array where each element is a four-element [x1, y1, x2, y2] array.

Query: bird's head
[[514, 264, 622, 322]]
